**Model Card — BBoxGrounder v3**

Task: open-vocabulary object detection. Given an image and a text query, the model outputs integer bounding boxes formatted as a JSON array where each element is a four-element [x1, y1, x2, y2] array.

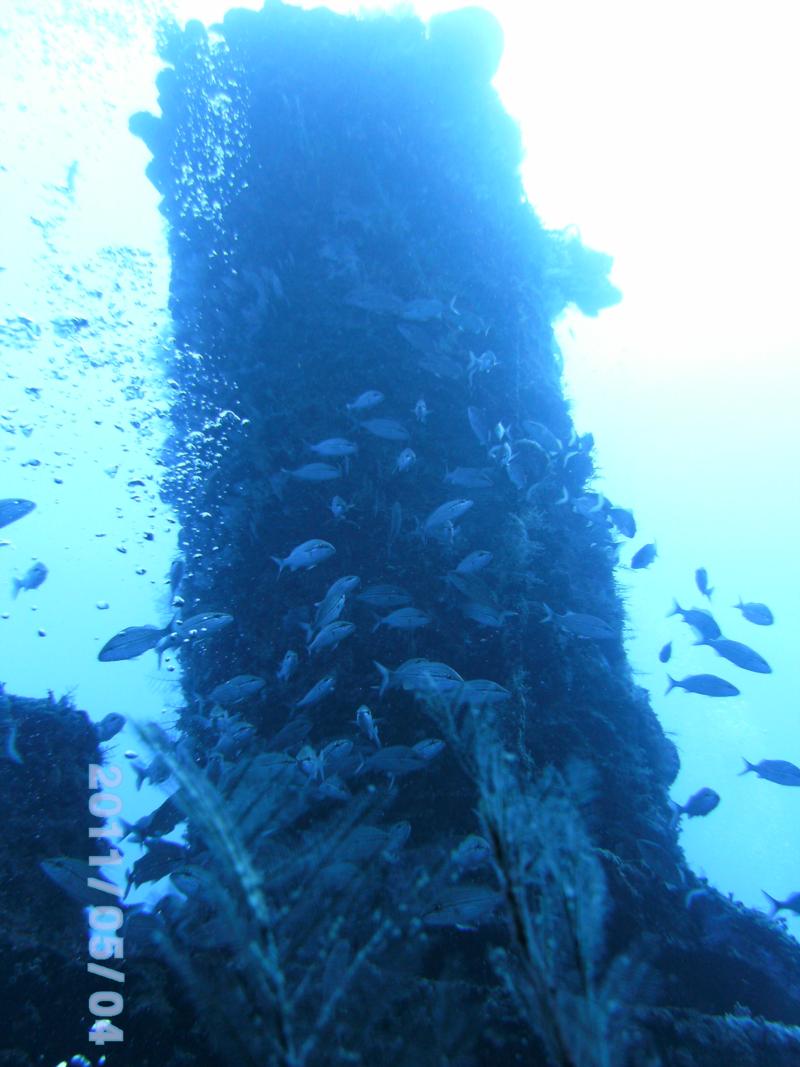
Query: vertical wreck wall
[[128, 3, 800, 1064]]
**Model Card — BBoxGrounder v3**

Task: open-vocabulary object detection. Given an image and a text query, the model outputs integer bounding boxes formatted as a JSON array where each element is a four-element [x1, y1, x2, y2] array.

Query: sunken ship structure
[[7, 3, 800, 1065]]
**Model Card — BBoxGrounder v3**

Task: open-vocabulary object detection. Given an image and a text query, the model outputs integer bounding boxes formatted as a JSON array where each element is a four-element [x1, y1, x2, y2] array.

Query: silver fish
[[444, 466, 493, 489], [741, 758, 800, 787], [0, 498, 35, 529], [358, 418, 410, 442], [461, 602, 516, 628], [451, 834, 492, 870], [423, 499, 474, 534], [307, 438, 358, 457], [308, 620, 355, 655], [272, 539, 336, 576], [412, 738, 445, 760], [98, 622, 170, 662], [455, 550, 493, 575], [355, 705, 380, 747], [294, 675, 336, 709], [667, 600, 721, 640], [456, 679, 511, 707], [696, 636, 771, 674], [313, 591, 347, 631], [394, 447, 416, 473], [285, 462, 341, 481], [12, 560, 48, 597], [734, 599, 774, 626], [276, 650, 298, 684], [357, 585, 412, 609], [467, 406, 491, 447], [364, 745, 427, 776], [317, 575, 361, 609], [209, 675, 265, 705], [413, 398, 430, 423], [374, 658, 463, 698], [665, 674, 740, 697], [542, 604, 616, 640], [346, 389, 384, 412], [329, 496, 355, 522], [345, 287, 403, 315], [422, 884, 501, 930], [372, 607, 431, 632], [402, 298, 444, 322]]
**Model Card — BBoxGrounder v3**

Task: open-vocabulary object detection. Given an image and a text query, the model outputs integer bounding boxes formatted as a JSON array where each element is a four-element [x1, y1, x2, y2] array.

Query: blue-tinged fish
[[608, 506, 636, 538], [455, 550, 493, 575], [372, 607, 431, 632], [393, 447, 416, 473], [671, 787, 720, 821], [12, 560, 48, 597], [284, 462, 341, 482], [444, 466, 493, 489], [156, 612, 234, 665], [451, 834, 492, 870], [740, 758, 800, 786], [695, 636, 771, 674], [98, 621, 171, 662], [355, 704, 381, 747], [422, 884, 501, 930], [209, 675, 265, 705], [665, 674, 739, 697], [308, 620, 355, 655], [467, 406, 491, 447], [374, 658, 463, 698], [631, 542, 657, 569], [345, 389, 384, 412], [402, 297, 444, 322], [358, 418, 410, 442], [356, 585, 411, 609], [272, 539, 336, 577], [364, 745, 428, 777], [276, 650, 298, 684], [734, 599, 774, 626], [413, 738, 445, 760], [542, 604, 616, 640], [95, 712, 126, 742], [0, 498, 35, 529], [307, 438, 358, 457], [455, 679, 511, 708], [695, 567, 713, 600], [413, 398, 430, 423], [461, 602, 516, 629], [294, 675, 336, 709], [40, 857, 120, 906], [658, 641, 672, 664], [667, 600, 721, 640], [423, 499, 474, 535], [762, 890, 800, 917]]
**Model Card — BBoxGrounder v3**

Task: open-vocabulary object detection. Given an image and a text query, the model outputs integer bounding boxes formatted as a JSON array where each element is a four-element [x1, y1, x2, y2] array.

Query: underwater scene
[[2, 1, 799, 1065]]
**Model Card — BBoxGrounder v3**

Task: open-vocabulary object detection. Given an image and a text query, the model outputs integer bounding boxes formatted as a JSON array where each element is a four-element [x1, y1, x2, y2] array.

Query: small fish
[[402, 298, 444, 322], [456, 679, 511, 708], [461, 602, 516, 629], [451, 834, 492, 870], [272, 539, 336, 577], [374, 658, 463, 698], [364, 745, 428, 777], [667, 600, 721, 641], [358, 418, 410, 442], [329, 496, 355, 522], [422, 884, 501, 930], [346, 390, 384, 413], [294, 675, 336, 709], [734, 599, 774, 626], [455, 550, 493, 575], [413, 738, 445, 760], [394, 447, 416, 473], [672, 787, 720, 820], [695, 636, 771, 674], [467, 349, 499, 387], [695, 567, 713, 600], [608, 506, 636, 538], [740, 758, 800, 787], [423, 499, 474, 534], [658, 641, 672, 664], [355, 704, 381, 747], [40, 857, 119, 906], [12, 560, 48, 598], [209, 675, 265, 705], [276, 650, 298, 684], [542, 604, 617, 640], [665, 674, 740, 697], [467, 406, 491, 447], [169, 558, 185, 596], [444, 466, 493, 489], [313, 591, 347, 632], [372, 607, 431, 632], [345, 287, 403, 315], [308, 620, 355, 655], [356, 585, 412, 609], [126, 840, 190, 897], [95, 712, 126, 742], [307, 438, 358, 457], [520, 420, 561, 455], [631, 542, 657, 569], [762, 890, 800, 917], [284, 462, 341, 482], [413, 398, 430, 423], [131, 752, 172, 790], [98, 622, 171, 663], [317, 575, 361, 604], [0, 498, 35, 529], [158, 612, 234, 662]]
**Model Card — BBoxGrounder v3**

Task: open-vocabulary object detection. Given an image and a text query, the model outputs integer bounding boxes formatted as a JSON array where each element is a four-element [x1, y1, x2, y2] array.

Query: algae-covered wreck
[[6, 3, 800, 1065]]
